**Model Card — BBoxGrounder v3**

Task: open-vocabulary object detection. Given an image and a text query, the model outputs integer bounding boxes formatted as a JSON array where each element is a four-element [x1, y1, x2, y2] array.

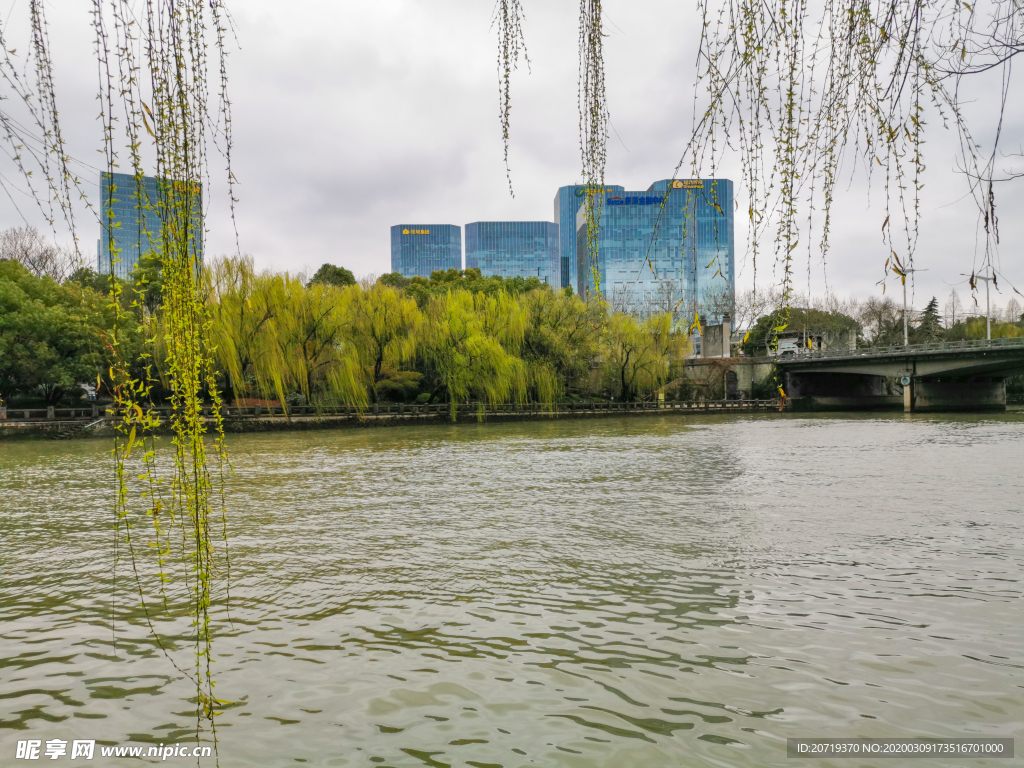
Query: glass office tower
[[98, 172, 203, 280], [390, 225, 462, 278], [464, 221, 559, 284], [554, 184, 624, 292], [575, 179, 734, 320]]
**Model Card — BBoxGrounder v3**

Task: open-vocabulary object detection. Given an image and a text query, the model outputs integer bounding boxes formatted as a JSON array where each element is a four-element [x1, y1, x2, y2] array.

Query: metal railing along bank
[[1, 405, 106, 422], [0, 399, 781, 423]]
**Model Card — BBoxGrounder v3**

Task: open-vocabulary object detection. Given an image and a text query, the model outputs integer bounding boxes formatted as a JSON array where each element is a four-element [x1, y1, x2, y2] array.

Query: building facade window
[[554, 184, 624, 292], [575, 179, 734, 320], [464, 221, 559, 284], [98, 172, 203, 280], [390, 225, 462, 278]]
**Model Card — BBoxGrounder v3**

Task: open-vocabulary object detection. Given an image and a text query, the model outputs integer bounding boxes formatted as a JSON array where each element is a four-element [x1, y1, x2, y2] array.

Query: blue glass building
[[553, 184, 624, 292], [390, 225, 462, 278], [98, 172, 203, 280], [464, 221, 559, 284], [575, 179, 734, 320]]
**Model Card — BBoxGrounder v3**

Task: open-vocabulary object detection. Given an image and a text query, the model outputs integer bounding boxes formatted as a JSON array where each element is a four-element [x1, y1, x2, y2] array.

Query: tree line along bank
[[2, 251, 1022, 412]]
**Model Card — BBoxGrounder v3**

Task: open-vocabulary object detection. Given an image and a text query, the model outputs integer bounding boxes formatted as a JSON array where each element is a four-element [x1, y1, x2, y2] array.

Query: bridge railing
[[775, 336, 1024, 362]]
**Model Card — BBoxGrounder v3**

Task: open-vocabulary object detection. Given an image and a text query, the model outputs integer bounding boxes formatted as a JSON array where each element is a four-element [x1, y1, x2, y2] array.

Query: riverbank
[[0, 399, 782, 440]]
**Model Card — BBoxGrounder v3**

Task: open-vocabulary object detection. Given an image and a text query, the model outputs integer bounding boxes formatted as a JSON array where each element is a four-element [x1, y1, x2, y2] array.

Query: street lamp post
[[976, 272, 994, 341], [903, 278, 909, 346]]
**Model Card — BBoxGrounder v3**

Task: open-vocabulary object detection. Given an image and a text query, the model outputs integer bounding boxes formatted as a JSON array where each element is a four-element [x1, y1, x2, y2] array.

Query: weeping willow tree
[[602, 312, 688, 402], [207, 257, 412, 409], [499, 1, 1023, 322], [520, 288, 606, 404], [346, 282, 423, 402], [0, 3, 85, 242], [264, 275, 365, 409], [420, 290, 527, 419], [207, 255, 281, 406]]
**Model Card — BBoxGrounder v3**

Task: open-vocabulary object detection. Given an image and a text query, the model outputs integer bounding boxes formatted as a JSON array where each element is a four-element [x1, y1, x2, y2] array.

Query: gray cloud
[[2, 0, 1021, 311]]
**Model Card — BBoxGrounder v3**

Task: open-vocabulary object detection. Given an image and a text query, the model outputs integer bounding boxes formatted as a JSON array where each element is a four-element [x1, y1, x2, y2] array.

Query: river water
[[2, 413, 1023, 767]]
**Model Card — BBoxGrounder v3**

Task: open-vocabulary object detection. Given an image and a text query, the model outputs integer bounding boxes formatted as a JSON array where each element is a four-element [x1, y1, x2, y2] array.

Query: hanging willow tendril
[[681, 0, 1020, 326], [578, 0, 608, 299], [0, 2, 90, 245], [89, 0, 236, 758], [492, 2, 1020, 322], [494, 0, 529, 198]]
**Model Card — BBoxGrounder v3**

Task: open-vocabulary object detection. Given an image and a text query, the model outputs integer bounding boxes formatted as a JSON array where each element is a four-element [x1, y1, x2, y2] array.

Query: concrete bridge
[[775, 338, 1024, 412]]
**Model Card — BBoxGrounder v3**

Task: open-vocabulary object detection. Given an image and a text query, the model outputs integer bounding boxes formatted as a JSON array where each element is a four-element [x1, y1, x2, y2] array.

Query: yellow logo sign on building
[[403, 229, 430, 235]]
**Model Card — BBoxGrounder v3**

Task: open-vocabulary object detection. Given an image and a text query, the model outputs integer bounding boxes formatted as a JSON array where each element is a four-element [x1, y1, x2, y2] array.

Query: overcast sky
[[6, 0, 1023, 313]]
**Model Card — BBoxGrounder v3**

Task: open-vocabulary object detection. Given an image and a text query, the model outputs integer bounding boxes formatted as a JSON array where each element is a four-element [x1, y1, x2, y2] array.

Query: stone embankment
[[0, 399, 782, 440]]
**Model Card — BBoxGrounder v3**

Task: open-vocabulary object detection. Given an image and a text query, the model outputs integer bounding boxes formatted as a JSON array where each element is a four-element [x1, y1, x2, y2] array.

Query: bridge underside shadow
[[785, 372, 899, 411], [785, 372, 1006, 412]]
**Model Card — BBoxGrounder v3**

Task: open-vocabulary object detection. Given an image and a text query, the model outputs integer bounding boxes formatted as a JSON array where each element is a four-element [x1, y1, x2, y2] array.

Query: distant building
[[390, 224, 462, 278], [575, 178, 734, 320], [553, 184, 624, 292], [464, 221, 559, 284], [97, 172, 203, 280]]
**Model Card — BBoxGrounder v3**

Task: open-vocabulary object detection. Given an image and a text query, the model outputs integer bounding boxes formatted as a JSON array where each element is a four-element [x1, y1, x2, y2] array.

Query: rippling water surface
[[2, 413, 1023, 766]]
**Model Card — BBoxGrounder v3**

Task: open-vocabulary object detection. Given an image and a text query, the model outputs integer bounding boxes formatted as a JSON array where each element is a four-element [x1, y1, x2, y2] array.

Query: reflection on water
[[2, 413, 1023, 766]]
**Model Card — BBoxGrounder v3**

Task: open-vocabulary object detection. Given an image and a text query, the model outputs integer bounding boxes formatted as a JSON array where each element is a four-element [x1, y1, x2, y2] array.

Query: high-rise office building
[[464, 221, 559, 284], [575, 179, 734, 319], [553, 184, 624, 292], [97, 172, 203, 280], [390, 224, 462, 278]]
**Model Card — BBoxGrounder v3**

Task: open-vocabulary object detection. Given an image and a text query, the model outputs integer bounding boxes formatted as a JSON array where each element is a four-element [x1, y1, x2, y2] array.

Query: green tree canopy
[[0, 260, 112, 403], [419, 290, 526, 418], [946, 318, 1024, 342], [309, 263, 356, 288], [381, 268, 550, 307], [68, 267, 117, 295], [743, 307, 860, 355], [377, 272, 409, 289], [520, 289, 604, 403], [267, 277, 365, 407], [206, 256, 281, 404], [600, 312, 686, 402], [913, 297, 943, 343], [345, 282, 422, 403], [199, 257, 366, 409]]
